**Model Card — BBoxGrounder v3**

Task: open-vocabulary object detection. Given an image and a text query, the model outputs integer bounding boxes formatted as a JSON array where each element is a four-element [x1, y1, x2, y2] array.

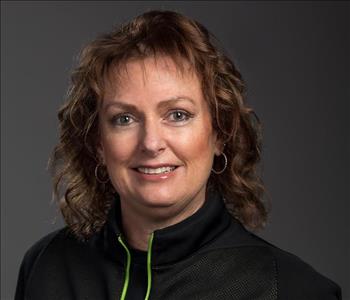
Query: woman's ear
[[215, 143, 225, 156], [96, 141, 106, 165], [213, 132, 225, 156]]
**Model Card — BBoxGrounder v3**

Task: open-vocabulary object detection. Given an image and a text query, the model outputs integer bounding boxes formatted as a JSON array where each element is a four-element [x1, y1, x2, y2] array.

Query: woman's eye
[[168, 110, 192, 122], [110, 110, 192, 127], [111, 114, 135, 126]]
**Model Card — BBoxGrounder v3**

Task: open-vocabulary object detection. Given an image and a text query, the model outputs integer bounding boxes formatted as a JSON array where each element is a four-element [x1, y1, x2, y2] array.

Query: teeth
[[137, 166, 176, 174]]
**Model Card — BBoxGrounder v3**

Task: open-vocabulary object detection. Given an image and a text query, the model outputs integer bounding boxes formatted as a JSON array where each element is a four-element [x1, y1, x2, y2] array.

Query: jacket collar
[[102, 187, 232, 267]]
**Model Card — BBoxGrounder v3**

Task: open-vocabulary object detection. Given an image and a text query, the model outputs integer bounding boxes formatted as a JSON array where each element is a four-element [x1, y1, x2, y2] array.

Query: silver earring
[[211, 152, 227, 174], [95, 163, 109, 184]]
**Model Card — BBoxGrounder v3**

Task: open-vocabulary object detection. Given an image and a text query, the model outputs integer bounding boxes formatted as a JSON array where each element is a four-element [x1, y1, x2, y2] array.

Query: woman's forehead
[[100, 56, 206, 112], [105, 55, 197, 91]]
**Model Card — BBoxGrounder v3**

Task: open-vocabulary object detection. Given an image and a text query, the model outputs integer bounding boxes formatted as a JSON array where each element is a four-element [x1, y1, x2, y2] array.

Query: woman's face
[[98, 56, 221, 220]]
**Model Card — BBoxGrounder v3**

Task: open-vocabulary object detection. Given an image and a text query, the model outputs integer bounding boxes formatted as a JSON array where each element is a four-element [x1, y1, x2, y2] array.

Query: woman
[[15, 10, 341, 300]]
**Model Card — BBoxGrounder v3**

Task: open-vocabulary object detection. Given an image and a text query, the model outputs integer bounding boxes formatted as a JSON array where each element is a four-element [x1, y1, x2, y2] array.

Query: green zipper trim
[[145, 232, 154, 300], [118, 235, 131, 300], [118, 233, 154, 300]]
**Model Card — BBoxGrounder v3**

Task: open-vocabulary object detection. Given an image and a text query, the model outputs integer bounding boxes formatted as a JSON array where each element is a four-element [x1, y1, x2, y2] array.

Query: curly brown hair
[[48, 10, 269, 240]]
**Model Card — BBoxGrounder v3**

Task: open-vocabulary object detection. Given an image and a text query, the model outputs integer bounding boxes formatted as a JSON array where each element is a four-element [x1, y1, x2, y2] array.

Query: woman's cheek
[[172, 125, 212, 160], [104, 132, 138, 164]]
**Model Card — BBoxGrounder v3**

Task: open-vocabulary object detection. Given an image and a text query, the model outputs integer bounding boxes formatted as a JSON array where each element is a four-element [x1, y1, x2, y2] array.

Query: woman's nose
[[139, 119, 166, 156]]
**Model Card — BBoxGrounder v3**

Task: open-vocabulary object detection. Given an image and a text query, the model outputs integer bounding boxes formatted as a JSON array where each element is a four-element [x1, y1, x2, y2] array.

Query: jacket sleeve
[[14, 229, 63, 300], [271, 247, 342, 300]]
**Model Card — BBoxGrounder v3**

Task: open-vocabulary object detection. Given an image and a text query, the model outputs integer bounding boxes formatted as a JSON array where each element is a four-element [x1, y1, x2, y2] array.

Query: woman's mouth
[[131, 166, 180, 181], [136, 166, 177, 174]]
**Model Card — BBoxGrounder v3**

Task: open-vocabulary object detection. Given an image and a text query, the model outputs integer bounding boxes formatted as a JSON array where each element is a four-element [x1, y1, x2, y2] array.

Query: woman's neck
[[120, 195, 206, 251]]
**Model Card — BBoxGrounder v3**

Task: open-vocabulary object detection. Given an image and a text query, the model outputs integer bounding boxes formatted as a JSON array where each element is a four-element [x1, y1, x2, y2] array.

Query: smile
[[136, 166, 177, 174], [131, 165, 180, 182]]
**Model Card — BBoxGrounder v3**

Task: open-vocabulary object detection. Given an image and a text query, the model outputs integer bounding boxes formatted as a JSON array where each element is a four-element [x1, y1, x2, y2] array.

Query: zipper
[[117, 232, 155, 300], [145, 232, 154, 300], [118, 235, 131, 300]]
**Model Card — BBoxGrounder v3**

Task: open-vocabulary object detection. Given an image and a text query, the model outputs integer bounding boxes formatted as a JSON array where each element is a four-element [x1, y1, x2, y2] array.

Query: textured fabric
[[153, 247, 277, 299], [15, 188, 342, 299]]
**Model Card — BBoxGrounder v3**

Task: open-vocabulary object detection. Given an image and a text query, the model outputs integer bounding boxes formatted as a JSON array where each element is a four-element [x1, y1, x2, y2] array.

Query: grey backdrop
[[2, 1, 349, 299]]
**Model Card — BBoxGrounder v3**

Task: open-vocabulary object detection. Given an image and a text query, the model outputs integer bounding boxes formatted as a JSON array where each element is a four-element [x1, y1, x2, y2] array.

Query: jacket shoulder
[[15, 227, 69, 300], [212, 219, 342, 299], [20, 228, 67, 275], [249, 233, 342, 300], [270, 245, 341, 299]]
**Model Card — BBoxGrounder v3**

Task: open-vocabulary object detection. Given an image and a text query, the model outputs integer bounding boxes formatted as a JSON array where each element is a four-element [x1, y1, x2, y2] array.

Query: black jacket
[[15, 189, 342, 299]]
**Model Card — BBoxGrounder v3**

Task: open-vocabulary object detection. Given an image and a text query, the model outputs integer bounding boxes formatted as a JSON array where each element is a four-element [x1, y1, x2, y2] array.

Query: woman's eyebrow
[[103, 96, 196, 112]]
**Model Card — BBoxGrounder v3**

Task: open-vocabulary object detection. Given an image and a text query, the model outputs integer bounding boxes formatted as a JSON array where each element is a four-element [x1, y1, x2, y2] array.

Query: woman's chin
[[138, 193, 178, 208]]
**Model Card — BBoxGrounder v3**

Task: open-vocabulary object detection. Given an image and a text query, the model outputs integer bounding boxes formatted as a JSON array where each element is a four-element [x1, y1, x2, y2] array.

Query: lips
[[133, 164, 179, 169], [133, 166, 179, 175], [130, 163, 180, 181], [130, 162, 180, 176]]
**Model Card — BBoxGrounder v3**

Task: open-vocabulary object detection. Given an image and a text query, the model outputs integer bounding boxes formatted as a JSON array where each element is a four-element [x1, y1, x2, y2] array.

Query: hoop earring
[[95, 163, 109, 184], [211, 152, 227, 174]]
